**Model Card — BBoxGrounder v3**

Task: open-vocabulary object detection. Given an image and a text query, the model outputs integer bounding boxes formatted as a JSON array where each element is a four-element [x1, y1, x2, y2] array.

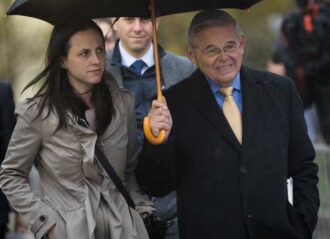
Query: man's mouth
[[215, 64, 232, 71]]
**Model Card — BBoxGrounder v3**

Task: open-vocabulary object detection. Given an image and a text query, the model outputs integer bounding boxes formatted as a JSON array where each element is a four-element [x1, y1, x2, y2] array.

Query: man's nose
[[132, 19, 143, 31], [216, 50, 228, 61]]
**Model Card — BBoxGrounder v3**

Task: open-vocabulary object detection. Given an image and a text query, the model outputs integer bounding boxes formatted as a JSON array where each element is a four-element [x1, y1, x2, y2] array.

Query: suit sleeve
[[123, 91, 155, 214], [0, 101, 59, 239], [287, 79, 320, 237]]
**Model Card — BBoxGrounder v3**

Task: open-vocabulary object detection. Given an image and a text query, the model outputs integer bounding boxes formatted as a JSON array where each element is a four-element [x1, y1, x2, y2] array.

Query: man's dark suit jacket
[[136, 67, 319, 239], [0, 81, 16, 225]]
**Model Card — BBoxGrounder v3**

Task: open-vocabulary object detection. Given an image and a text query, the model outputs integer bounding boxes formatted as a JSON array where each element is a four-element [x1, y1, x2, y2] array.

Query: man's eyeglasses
[[197, 43, 240, 58]]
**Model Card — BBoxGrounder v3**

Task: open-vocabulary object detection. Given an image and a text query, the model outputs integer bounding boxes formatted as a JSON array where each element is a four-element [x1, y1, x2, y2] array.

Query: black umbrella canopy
[[6, 0, 262, 144], [6, 0, 262, 25]]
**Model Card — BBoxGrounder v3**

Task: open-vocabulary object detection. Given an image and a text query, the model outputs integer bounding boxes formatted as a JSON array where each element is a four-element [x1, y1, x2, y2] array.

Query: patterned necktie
[[219, 86, 242, 144], [131, 60, 145, 75]]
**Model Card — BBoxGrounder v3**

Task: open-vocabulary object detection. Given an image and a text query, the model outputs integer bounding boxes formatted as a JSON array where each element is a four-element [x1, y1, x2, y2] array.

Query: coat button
[[240, 166, 248, 175], [39, 215, 46, 222]]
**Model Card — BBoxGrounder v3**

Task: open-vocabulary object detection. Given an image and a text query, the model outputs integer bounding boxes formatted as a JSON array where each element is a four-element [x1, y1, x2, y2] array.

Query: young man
[[106, 17, 195, 239]]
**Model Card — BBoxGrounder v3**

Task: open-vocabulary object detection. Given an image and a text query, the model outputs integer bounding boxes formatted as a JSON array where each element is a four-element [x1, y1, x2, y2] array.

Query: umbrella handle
[[143, 116, 166, 145], [143, 0, 166, 145]]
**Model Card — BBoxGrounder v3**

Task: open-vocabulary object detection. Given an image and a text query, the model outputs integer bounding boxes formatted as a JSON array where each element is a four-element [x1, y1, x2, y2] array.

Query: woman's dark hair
[[23, 18, 114, 135]]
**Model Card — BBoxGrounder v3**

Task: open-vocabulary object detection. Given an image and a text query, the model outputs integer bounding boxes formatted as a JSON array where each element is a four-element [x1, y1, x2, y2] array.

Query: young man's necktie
[[130, 60, 146, 75]]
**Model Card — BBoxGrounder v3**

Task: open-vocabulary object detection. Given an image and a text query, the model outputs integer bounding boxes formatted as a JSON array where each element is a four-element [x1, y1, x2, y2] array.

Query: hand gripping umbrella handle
[[143, 116, 166, 145], [143, 0, 166, 145]]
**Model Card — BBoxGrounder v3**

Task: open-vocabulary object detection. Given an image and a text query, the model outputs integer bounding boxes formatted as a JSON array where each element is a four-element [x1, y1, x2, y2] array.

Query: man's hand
[[148, 99, 173, 141]]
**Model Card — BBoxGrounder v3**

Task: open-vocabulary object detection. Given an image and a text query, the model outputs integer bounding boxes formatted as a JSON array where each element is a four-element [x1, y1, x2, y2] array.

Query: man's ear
[[113, 20, 118, 31], [155, 17, 160, 30], [186, 45, 197, 65], [239, 33, 246, 54]]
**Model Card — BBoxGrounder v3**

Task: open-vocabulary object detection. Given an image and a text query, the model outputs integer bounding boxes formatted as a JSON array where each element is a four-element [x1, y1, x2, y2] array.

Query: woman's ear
[[60, 57, 66, 69]]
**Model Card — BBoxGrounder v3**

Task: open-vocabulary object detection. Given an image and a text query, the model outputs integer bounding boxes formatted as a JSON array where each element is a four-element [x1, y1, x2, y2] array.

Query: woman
[[0, 19, 153, 239]]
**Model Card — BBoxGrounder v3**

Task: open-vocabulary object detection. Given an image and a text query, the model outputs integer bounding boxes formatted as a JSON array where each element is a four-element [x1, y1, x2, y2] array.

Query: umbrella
[[6, 0, 262, 25], [5, 0, 262, 144]]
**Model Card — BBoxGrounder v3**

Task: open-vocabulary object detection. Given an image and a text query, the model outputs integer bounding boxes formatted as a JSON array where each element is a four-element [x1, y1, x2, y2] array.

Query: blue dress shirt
[[206, 74, 242, 112]]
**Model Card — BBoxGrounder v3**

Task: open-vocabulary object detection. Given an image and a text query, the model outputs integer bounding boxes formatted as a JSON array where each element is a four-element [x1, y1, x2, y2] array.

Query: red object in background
[[303, 1, 321, 33], [304, 15, 313, 32]]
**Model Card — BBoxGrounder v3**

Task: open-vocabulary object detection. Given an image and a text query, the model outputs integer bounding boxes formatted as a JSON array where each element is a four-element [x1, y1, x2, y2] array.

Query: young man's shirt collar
[[119, 41, 154, 68]]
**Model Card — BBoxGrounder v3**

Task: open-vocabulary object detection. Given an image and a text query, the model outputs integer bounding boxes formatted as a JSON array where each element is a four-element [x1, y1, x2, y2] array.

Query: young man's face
[[114, 17, 159, 58]]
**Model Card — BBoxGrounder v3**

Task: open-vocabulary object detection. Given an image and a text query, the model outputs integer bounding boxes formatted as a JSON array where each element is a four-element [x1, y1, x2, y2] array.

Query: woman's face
[[61, 28, 106, 94]]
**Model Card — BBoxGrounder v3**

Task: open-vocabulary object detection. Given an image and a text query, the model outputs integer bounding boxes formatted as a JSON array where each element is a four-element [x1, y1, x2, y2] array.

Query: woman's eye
[[79, 51, 89, 57], [96, 48, 105, 54]]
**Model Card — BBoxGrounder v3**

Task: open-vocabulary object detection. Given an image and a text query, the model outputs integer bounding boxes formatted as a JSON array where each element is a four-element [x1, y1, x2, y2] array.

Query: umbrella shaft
[[150, 0, 163, 102]]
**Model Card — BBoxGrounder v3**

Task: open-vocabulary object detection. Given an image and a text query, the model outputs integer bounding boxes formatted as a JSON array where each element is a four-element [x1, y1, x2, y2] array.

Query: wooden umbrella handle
[[143, 0, 166, 145], [143, 116, 166, 145]]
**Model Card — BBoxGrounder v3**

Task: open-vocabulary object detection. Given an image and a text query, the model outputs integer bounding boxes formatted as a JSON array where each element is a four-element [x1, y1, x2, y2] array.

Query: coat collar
[[188, 70, 241, 150], [188, 66, 263, 150], [106, 40, 167, 88]]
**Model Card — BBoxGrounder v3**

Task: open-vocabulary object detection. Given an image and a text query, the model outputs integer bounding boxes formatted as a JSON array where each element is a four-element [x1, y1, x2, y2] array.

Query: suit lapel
[[241, 67, 262, 150], [106, 43, 124, 88], [189, 71, 241, 150]]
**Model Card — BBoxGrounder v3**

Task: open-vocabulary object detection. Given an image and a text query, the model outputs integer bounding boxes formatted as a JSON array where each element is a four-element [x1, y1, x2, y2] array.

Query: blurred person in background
[[268, 0, 330, 144], [94, 18, 117, 52], [0, 19, 152, 239], [0, 81, 16, 239], [106, 16, 195, 239]]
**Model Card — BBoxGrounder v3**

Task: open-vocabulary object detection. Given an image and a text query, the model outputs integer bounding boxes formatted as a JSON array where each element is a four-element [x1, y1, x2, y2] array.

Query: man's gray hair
[[187, 9, 242, 47]]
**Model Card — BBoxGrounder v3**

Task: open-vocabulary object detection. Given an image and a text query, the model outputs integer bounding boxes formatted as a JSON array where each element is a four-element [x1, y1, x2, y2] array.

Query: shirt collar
[[207, 73, 241, 95], [119, 41, 155, 68]]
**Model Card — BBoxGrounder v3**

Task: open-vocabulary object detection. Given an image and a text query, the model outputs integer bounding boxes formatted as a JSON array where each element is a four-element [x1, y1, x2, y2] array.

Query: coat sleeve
[[0, 83, 16, 162], [287, 79, 320, 238], [136, 127, 180, 197], [122, 90, 155, 214], [0, 100, 59, 239]]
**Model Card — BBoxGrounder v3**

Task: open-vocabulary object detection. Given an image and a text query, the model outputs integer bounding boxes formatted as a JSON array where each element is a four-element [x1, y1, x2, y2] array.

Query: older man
[[136, 9, 319, 239]]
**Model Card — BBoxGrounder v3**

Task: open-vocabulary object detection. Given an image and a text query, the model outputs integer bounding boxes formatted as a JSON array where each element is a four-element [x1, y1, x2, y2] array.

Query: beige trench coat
[[0, 77, 152, 239]]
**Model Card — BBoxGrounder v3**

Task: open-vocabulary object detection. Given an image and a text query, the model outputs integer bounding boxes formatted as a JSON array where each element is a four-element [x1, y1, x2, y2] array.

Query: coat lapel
[[189, 71, 241, 150], [241, 67, 262, 150], [106, 42, 124, 88]]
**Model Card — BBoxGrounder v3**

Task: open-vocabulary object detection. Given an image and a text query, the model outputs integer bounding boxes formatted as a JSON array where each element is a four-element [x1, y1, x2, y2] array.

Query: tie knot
[[131, 60, 146, 75], [219, 86, 233, 97]]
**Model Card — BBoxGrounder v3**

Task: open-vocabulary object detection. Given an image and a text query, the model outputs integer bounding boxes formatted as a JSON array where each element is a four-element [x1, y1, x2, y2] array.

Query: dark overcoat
[[136, 66, 319, 239], [0, 81, 15, 225]]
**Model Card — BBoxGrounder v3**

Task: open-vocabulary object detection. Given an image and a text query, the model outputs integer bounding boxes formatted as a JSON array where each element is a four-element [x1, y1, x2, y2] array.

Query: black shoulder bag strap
[[94, 143, 137, 209], [79, 119, 136, 209]]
